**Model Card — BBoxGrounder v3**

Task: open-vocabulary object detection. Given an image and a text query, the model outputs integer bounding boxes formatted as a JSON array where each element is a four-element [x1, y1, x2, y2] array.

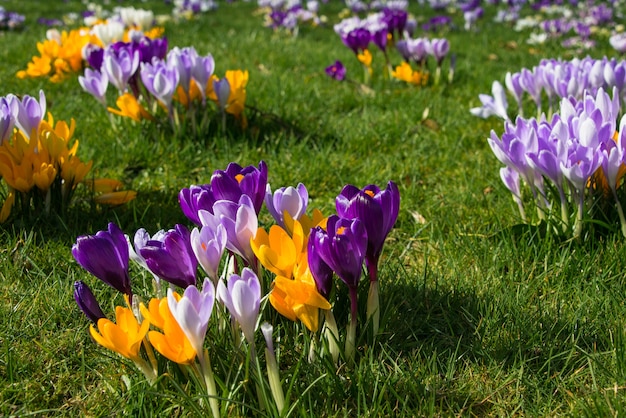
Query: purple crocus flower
[[505, 71, 524, 116], [199, 194, 258, 266], [210, 161, 268, 214], [140, 58, 180, 113], [167, 278, 215, 358], [325, 60, 346, 81], [127, 228, 166, 286], [8, 90, 46, 139], [74, 280, 107, 323], [310, 215, 367, 290], [217, 267, 261, 344], [0, 97, 16, 144], [470, 80, 509, 120], [72, 222, 132, 296], [78, 68, 109, 107], [344, 28, 372, 54], [139, 224, 198, 289], [191, 224, 227, 285], [499, 166, 525, 220], [84, 44, 104, 71], [191, 53, 215, 101], [168, 46, 197, 99], [429, 38, 450, 65], [307, 235, 334, 299], [212, 77, 230, 111], [102, 46, 140, 93], [364, 13, 389, 52], [310, 215, 366, 360], [381, 7, 407, 36], [335, 181, 400, 281], [265, 183, 308, 228], [179, 184, 215, 226]]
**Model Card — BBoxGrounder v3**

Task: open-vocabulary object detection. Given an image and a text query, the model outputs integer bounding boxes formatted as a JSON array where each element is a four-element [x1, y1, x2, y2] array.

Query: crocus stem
[[132, 356, 157, 385], [143, 337, 159, 376], [264, 346, 285, 413], [324, 309, 340, 365], [346, 286, 358, 363], [199, 350, 220, 418], [365, 257, 380, 336], [574, 190, 584, 239], [559, 189, 569, 232], [366, 280, 380, 338]]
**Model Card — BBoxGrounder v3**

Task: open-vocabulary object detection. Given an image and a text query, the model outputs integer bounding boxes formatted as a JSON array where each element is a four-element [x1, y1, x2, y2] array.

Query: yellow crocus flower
[[108, 93, 154, 122], [60, 156, 93, 186], [224, 69, 248, 117], [140, 296, 196, 365], [391, 62, 428, 86], [90, 305, 150, 360], [357, 49, 372, 67], [251, 223, 304, 279], [269, 267, 331, 332], [33, 162, 57, 191]]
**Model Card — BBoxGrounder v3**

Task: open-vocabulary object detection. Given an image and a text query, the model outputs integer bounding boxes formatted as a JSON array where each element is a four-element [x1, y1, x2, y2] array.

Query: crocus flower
[[168, 46, 196, 100], [212, 77, 230, 111], [102, 46, 140, 93], [0, 97, 16, 144], [265, 183, 308, 228], [199, 194, 258, 266], [335, 181, 400, 280], [107, 93, 154, 122], [470, 80, 509, 120], [141, 58, 180, 113], [72, 222, 132, 296], [210, 161, 268, 214], [9, 90, 46, 139], [90, 305, 149, 360], [139, 224, 198, 289], [251, 222, 305, 279], [307, 235, 334, 299], [310, 215, 366, 358], [179, 184, 215, 225], [325, 60, 346, 81], [191, 224, 227, 285], [217, 267, 261, 344], [191, 53, 215, 101], [79, 68, 109, 107], [74, 280, 106, 323], [128, 228, 166, 287], [167, 278, 215, 363], [140, 295, 196, 364], [269, 262, 331, 332]]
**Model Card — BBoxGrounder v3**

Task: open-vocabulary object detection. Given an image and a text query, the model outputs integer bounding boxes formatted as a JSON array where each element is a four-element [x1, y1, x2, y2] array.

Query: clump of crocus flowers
[[73, 160, 399, 415], [487, 86, 626, 239], [471, 56, 626, 121], [17, 6, 164, 83], [79, 40, 249, 135], [331, 7, 453, 87], [0, 90, 135, 223], [257, 0, 322, 36]]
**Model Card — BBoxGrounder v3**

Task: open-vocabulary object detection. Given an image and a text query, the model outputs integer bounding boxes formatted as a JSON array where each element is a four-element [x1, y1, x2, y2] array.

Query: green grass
[[1, 0, 626, 416]]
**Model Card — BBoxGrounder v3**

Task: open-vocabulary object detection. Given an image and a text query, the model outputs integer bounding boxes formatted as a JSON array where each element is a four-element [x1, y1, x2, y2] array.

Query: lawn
[[1, 0, 626, 416]]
